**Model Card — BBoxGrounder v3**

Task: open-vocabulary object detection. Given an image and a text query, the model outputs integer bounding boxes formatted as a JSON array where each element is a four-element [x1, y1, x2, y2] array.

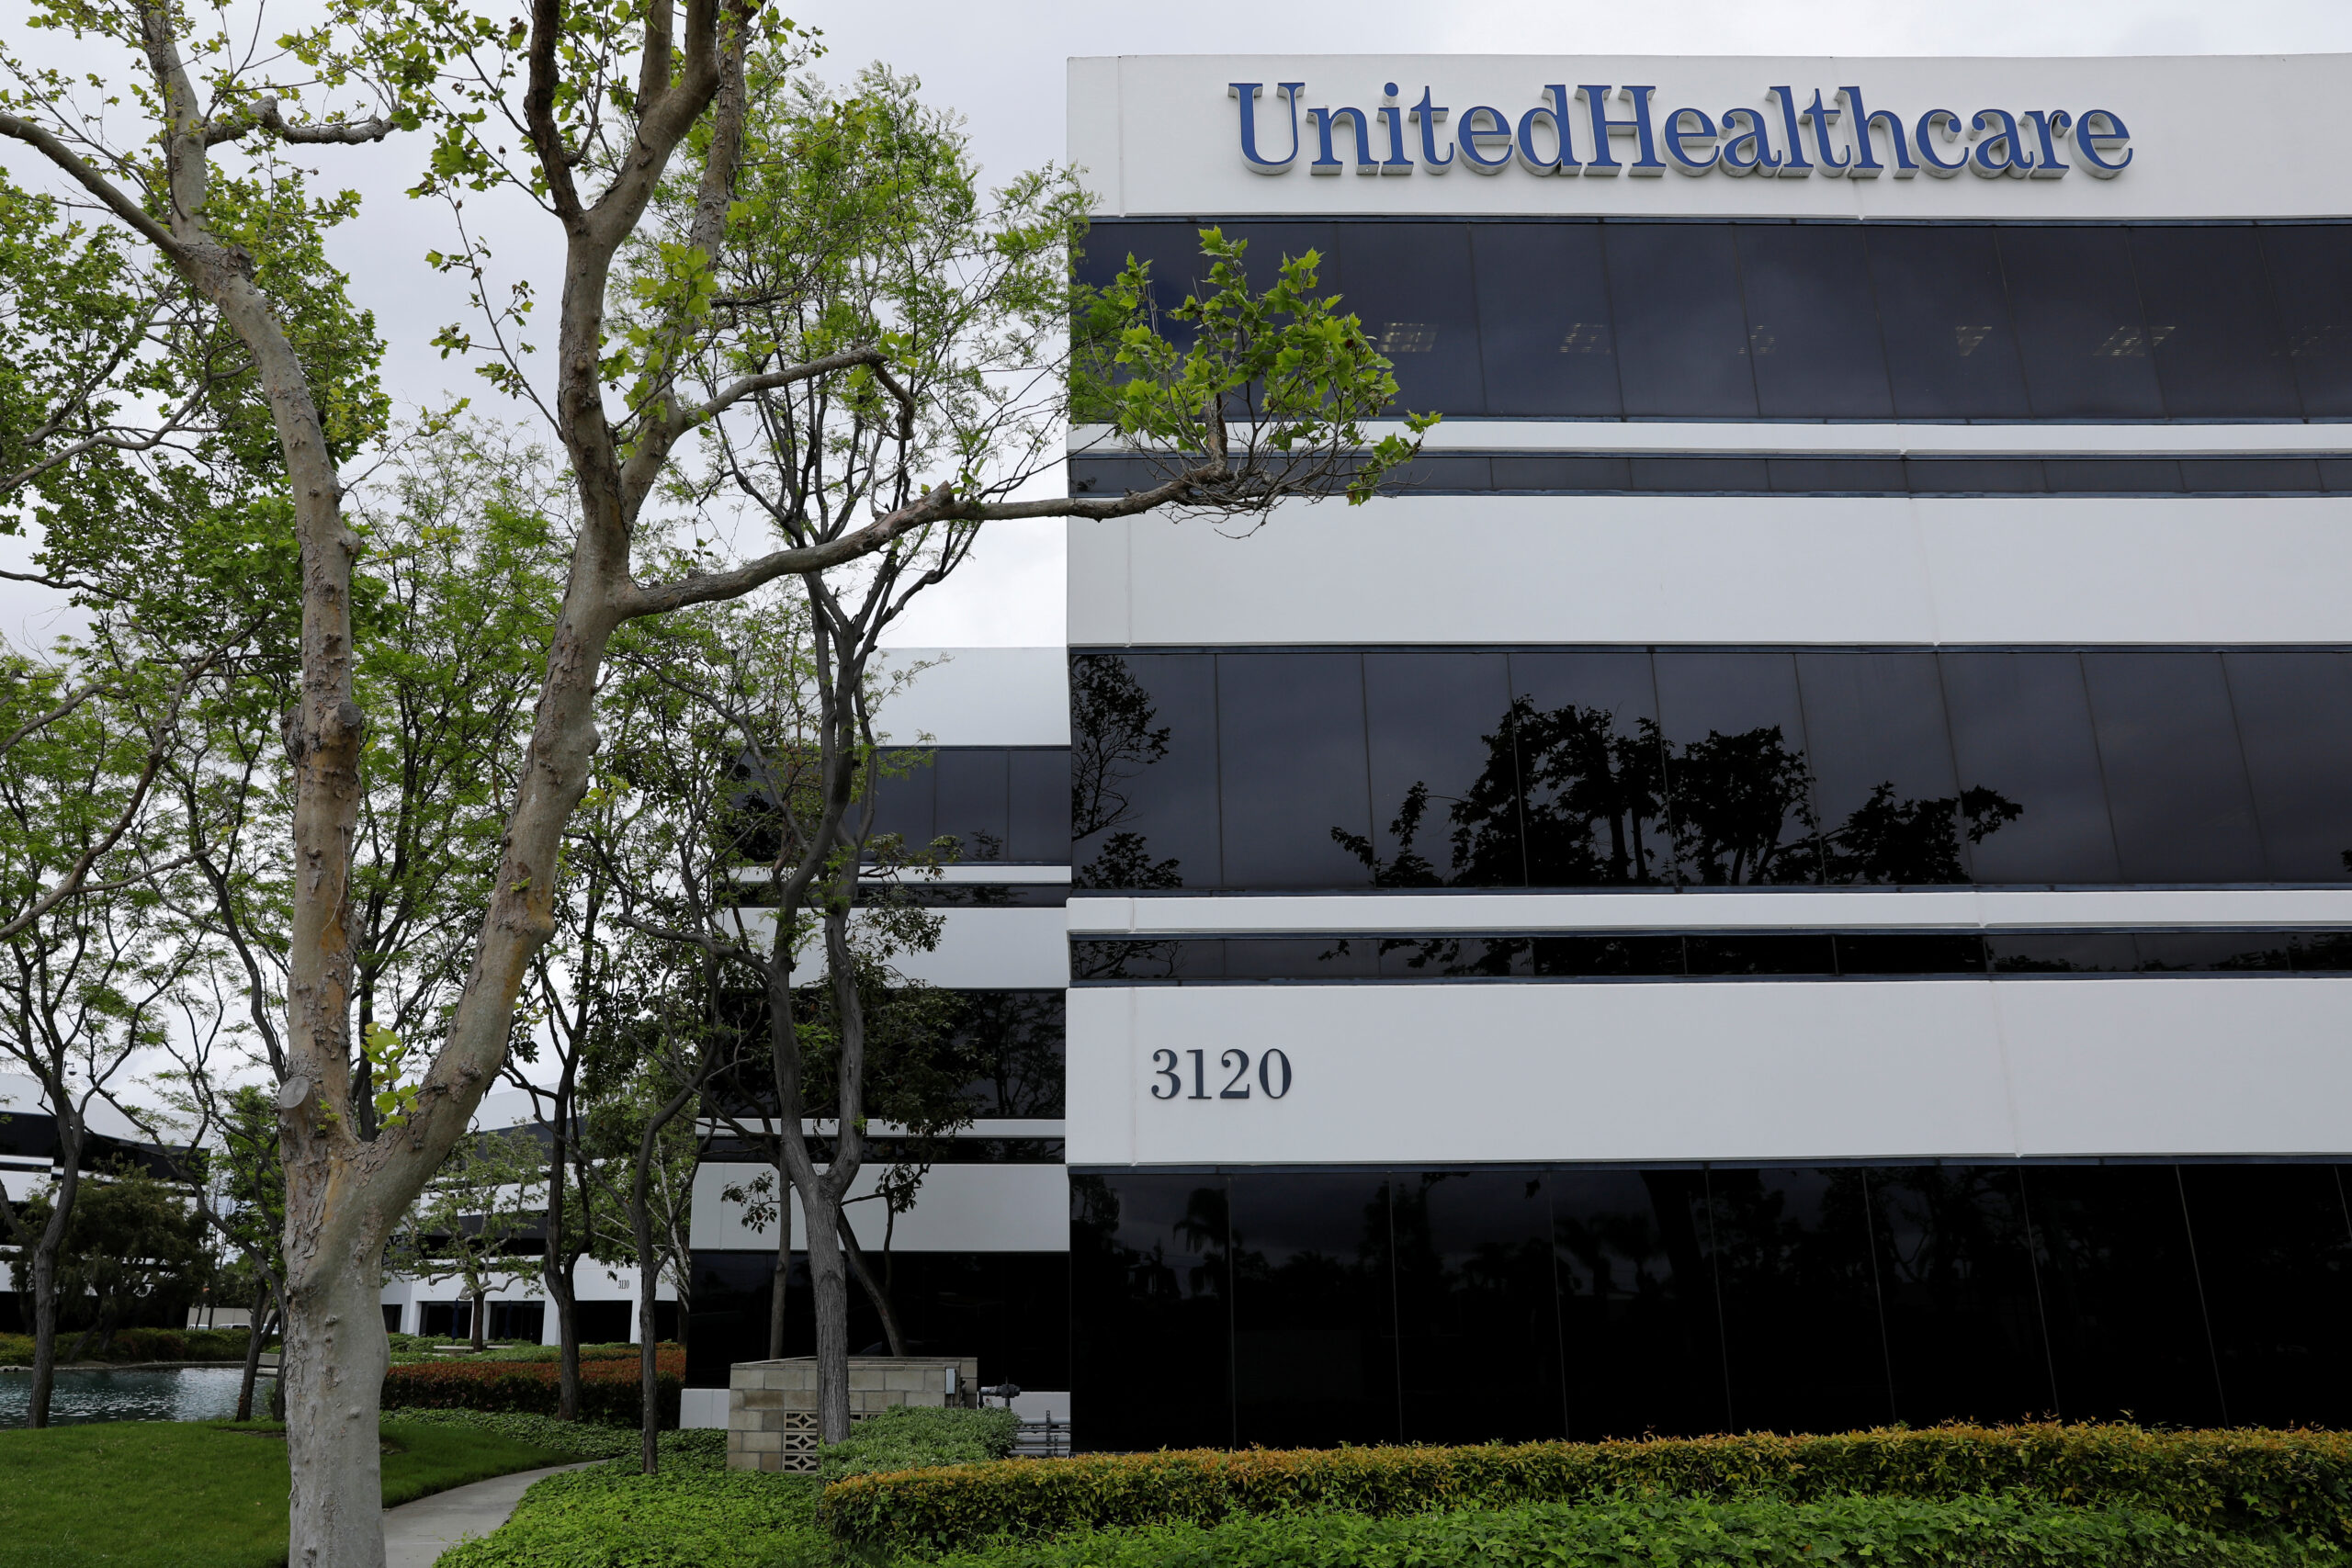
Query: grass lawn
[[0, 1418, 579, 1568]]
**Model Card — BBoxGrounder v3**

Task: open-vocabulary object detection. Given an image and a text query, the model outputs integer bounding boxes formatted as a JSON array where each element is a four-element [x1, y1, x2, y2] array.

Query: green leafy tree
[[20, 1163, 211, 1361], [389, 1123, 546, 1351]]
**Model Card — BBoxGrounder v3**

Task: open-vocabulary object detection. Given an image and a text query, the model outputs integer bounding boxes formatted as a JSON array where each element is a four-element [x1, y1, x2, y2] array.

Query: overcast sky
[[6, 2, 2352, 653]]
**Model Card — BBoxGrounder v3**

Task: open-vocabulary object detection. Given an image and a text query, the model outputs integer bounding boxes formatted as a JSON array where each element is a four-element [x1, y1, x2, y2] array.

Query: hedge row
[[0, 1325, 257, 1366], [381, 1345, 684, 1427], [821, 1424, 2352, 1553], [928, 1494, 2350, 1568]]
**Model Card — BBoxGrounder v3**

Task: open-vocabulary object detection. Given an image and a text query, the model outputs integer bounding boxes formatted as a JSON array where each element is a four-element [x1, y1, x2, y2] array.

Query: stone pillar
[[726, 1355, 981, 1473]]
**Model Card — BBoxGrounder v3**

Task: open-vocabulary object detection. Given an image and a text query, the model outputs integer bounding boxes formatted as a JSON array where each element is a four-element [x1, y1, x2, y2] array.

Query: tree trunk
[[27, 1239, 61, 1427], [281, 1249, 389, 1565], [235, 1291, 273, 1422], [766, 1166, 791, 1359], [546, 1258, 581, 1420], [469, 1289, 487, 1352], [800, 1189, 852, 1442], [840, 1210, 906, 1357], [633, 1197, 662, 1474]]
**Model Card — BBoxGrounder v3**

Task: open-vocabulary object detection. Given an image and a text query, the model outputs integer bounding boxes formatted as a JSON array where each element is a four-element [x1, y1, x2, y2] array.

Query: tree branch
[[0, 114, 185, 260], [204, 96, 394, 147]]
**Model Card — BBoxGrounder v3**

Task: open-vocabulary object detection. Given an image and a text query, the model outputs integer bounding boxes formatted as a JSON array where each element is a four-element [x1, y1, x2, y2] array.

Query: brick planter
[[726, 1355, 979, 1473]]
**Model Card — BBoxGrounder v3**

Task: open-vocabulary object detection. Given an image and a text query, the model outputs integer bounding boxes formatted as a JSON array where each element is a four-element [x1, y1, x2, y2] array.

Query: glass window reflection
[[1736, 224, 1894, 419], [1606, 224, 1758, 417]]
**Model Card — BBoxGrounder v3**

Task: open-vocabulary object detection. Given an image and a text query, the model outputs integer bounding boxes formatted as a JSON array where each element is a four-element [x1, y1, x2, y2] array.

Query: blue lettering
[[1577, 85, 1666, 176], [1717, 106, 1781, 176], [1839, 86, 1917, 179], [1375, 84, 1414, 175], [1516, 85, 1577, 175], [1228, 82, 1305, 174], [1801, 88, 1852, 176], [2076, 108, 2132, 177], [1411, 86, 1453, 172], [1308, 105, 1377, 175], [1766, 86, 1813, 177], [2021, 110, 2072, 180], [1915, 108, 1967, 178], [1663, 107, 1719, 175], [1969, 108, 2033, 177], [1459, 105, 1513, 172]]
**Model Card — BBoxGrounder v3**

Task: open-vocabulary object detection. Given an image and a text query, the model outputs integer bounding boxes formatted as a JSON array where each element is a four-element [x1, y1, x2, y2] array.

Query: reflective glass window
[[2132, 931, 2295, 973], [1705, 1168, 1895, 1433], [1736, 224, 1895, 419], [1492, 455, 1630, 491], [1393, 1171, 1566, 1442], [2294, 933, 2352, 972], [1377, 935, 1533, 979], [1471, 223, 1623, 416], [2080, 651, 2264, 884], [949, 991, 1066, 1118], [1531, 934, 1686, 977], [2022, 1166, 2225, 1426], [1005, 750, 1071, 863], [1986, 931, 2140, 973], [2222, 650, 2352, 883], [1339, 223, 1486, 414], [1834, 932, 1989, 976], [2179, 457, 2322, 492], [1866, 225, 2032, 418], [1219, 938, 1378, 981], [1229, 1171, 1401, 1447], [1069, 937, 1221, 983], [1506, 652, 1671, 887], [1074, 222, 1216, 342], [2180, 1165, 2352, 1428], [1552, 1168, 1727, 1438], [1363, 653, 1516, 886], [2130, 226, 2302, 417], [1217, 652, 1372, 889], [869, 757, 933, 851], [1683, 933, 1837, 976], [2042, 459, 2182, 493], [1389, 455, 1491, 491], [1605, 224, 1758, 417], [1905, 458, 2044, 494], [933, 749, 1009, 861], [1998, 228, 2167, 417], [2324, 459, 2352, 493], [1632, 457, 1770, 491], [1797, 652, 1974, 886], [1653, 651, 1822, 886], [1070, 1173, 1233, 1450], [1070, 653, 1220, 890], [1869, 1166, 2055, 1426], [1770, 457, 1907, 493], [2260, 225, 2352, 416], [1939, 653, 2121, 884]]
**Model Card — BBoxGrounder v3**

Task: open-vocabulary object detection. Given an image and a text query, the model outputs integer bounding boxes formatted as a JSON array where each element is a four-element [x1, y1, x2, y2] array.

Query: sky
[[6, 0, 2352, 655]]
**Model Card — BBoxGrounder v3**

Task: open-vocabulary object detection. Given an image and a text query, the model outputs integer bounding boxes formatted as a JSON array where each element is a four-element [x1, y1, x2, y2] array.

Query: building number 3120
[[1150, 1047, 1294, 1100]]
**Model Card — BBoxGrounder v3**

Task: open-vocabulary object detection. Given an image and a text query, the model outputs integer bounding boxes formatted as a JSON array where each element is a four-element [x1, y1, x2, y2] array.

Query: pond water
[[0, 1365, 275, 1427]]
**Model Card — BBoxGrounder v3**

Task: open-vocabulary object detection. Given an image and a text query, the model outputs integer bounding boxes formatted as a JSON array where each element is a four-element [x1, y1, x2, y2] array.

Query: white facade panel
[[691, 1161, 1069, 1254], [870, 647, 1069, 746], [1076, 55, 2348, 221], [896, 907, 1071, 988], [1069, 497, 2352, 649], [1066, 978, 2352, 1168]]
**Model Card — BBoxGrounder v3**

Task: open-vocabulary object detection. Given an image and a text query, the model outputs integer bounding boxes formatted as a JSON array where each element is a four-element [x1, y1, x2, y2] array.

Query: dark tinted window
[[1798, 652, 1974, 886], [1070, 1173, 1232, 1450], [2178, 457, 2320, 492], [1653, 651, 1821, 886], [1835, 932, 1989, 976], [1605, 224, 1757, 417], [2261, 225, 2352, 416], [1684, 932, 1838, 976], [1492, 455, 1630, 491], [2080, 651, 2264, 883], [1075, 222, 1217, 351], [1471, 223, 1621, 416], [1987, 931, 2140, 972], [1508, 651, 1670, 887], [2042, 458, 2181, 493], [1220, 937, 1377, 980], [1866, 225, 2031, 418], [1736, 225, 1894, 419], [1394, 1171, 1566, 1442], [1218, 652, 1371, 889], [1999, 227, 2166, 417], [870, 757, 933, 849], [2223, 650, 2352, 882], [2023, 1166, 2225, 1426], [1552, 1168, 1727, 1438], [1870, 1167, 2055, 1425], [2132, 226, 2301, 417], [1006, 750, 1070, 863], [1632, 457, 1769, 491], [933, 749, 1008, 861], [1706, 1168, 1895, 1432], [949, 991, 1066, 1117], [1363, 653, 1514, 886], [2179, 1164, 2352, 1427], [1340, 223, 1486, 414], [1939, 653, 2120, 884], [1906, 458, 2043, 494], [2132, 930, 2294, 972], [1378, 935, 1533, 978], [1229, 1171, 1401, 1447], [1770, 457, 1906, 493], [1071, 652, 1219, 890], [1531, 934, 1686, 976]]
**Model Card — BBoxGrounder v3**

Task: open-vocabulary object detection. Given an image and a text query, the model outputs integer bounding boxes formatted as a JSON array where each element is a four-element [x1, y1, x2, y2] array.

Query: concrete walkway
[[382, 1461, 599, 1568]]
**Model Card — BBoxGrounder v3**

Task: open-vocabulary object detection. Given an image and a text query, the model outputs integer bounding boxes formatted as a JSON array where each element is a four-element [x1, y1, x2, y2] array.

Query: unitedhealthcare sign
[[1230, 83, 2133, 180]]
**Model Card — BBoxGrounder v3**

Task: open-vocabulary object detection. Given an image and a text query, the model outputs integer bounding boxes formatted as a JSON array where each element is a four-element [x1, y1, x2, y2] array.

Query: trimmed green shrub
[[928, 1494, 2349, 1568], [821, 1425, 2352, 1554], [820, 1407, 1021, 1481], [435, 1452, 826, 1568], [0, 1325, 258, 1366], [381, 1345, 683, 1426], [385, 1407, 729, 1462]]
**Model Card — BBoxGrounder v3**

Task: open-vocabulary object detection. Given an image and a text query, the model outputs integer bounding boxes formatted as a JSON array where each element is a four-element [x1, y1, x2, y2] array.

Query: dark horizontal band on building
[[1069, 928, 2352, 983], [1070, 451, 2352, 499], [1080, 218, 2352, 423]]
